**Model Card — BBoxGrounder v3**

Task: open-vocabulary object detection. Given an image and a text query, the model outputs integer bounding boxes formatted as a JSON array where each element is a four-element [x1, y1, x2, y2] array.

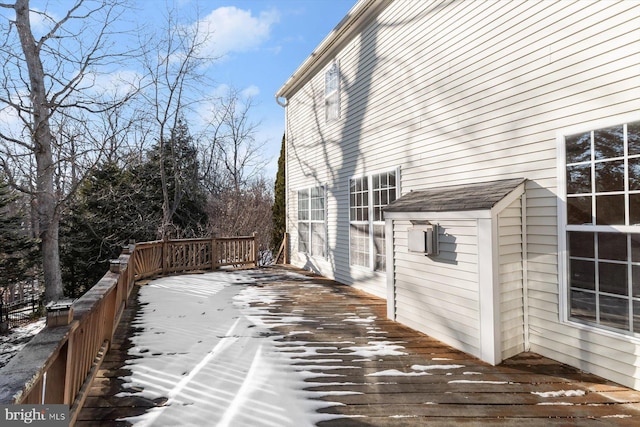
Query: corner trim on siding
[[284, 107, 290, 254], [491, 182, 525, 216], [385, 217, 395, 319], [478, 217, 501, 365], [522, 194, 530, 352]]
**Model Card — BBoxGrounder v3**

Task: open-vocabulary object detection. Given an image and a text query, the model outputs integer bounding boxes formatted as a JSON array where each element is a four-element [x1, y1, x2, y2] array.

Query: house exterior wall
[[499, 198, 525, 360], [282, 0, 640, 388], [393, 218, 481, 358]]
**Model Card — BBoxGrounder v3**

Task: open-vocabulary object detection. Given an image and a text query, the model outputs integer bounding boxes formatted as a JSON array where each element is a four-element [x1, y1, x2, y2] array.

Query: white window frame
[[349, 168, 399, 272], [297, 185, 327, 258], [324, 60, 340, 122], [557, 114, 640, 338]]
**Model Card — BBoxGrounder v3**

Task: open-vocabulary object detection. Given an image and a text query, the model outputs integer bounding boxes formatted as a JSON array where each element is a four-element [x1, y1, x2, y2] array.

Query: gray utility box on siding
[[407, 223, 439, 256]]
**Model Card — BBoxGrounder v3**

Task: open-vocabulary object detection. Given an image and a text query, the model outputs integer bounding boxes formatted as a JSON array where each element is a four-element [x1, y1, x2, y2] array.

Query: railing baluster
[[3, 234, 259, 424]]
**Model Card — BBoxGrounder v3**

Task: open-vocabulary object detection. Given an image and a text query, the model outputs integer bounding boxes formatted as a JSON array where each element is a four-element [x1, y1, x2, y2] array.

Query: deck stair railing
[[0, 234, 260, 426]]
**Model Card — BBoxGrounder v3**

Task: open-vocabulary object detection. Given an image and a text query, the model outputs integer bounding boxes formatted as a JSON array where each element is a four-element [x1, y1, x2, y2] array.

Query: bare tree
[[0, 0, 139, 301], [207, 176, 273, 264], [138, 7, 215, 239], [202, 87, 272, 257], [204, 87, 267, 192]]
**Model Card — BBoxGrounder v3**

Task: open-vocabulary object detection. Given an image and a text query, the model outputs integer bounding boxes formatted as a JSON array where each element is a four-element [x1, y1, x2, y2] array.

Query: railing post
[[108, 260, 121, 343], [162, 238, 169, 275], [211, 235, 218, 270], [252, 232, 258, 267], [284, 232, 289, 264], [0, 299, 6, 333], [46, 301, 74, 328], [63, 325, 76, 405]]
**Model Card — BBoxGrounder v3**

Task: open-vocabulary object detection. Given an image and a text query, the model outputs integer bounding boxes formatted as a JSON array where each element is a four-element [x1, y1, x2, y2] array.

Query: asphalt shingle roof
[[384, 178, 526, 213]]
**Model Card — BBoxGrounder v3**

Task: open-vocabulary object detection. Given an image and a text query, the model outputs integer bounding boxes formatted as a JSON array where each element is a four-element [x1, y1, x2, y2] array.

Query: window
[[350, 170, 398, 271], [325, 61, 340, 122], [562, 120, 640, 334], [298, 186, 326, 257], [350, 176, 369, 267]]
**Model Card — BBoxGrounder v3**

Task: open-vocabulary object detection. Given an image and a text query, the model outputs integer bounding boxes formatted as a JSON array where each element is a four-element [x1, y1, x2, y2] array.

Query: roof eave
[[275, 0, 392, 101], [383, 178, 527, 216]]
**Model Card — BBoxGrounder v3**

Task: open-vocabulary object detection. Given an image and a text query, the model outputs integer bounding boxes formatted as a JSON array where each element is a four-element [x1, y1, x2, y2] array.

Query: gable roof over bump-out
[[384, 178, 526, 213]]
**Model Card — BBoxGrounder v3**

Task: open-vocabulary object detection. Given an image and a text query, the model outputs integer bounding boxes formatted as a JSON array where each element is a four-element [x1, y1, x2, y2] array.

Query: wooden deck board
[[77, 266, 640, 426], [316, 418, 640, 427], [312, 390, 640, 405]]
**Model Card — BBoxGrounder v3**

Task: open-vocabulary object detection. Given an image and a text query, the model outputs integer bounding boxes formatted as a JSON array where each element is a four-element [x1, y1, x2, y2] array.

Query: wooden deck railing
[[274, 232, 289, 265], [0, 234, 258, 426]]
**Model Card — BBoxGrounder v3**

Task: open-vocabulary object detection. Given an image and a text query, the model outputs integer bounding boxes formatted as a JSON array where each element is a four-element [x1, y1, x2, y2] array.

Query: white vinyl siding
[[499, 199, 525, 360], [283, 0, 640, 388], [394, 219, 481, 357]]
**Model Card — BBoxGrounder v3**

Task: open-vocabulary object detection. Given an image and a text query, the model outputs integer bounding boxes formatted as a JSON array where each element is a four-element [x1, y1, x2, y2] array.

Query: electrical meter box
[[408, 223, 439, 255]]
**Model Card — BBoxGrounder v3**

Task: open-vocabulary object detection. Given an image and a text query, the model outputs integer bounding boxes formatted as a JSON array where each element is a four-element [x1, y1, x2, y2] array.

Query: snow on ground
[[365, 364, 467, 378], [366, 369, 431, 377], [537, 402, 574, 406], [116, 270, 394, 427], [532, 390, 586, 398], [448, 380, 510, 385], [0, 318, 46, 369]]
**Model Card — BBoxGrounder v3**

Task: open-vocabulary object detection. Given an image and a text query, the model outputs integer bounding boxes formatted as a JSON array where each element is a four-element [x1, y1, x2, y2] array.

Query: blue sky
[[4, 0, 356, 181], [137, 0, 357, 179]]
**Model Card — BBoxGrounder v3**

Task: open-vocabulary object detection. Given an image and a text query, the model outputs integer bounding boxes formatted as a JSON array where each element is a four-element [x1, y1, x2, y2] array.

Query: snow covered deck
[[76, 267, 640, 426]]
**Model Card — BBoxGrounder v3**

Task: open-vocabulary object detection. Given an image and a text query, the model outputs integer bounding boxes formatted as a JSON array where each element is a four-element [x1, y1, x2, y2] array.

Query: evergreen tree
[[60, 162, 161, 296], [59, 120, 209, 295], [147, 118, 209, 236], [271, 133, 286, 252], [0, 176, 38, 289]]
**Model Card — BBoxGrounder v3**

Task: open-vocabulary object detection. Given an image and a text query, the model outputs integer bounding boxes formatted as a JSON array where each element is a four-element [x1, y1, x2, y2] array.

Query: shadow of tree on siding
[[288, 0, 479, 363]]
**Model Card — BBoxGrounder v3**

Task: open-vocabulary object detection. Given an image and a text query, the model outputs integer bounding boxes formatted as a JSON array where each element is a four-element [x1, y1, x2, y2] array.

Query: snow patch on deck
[[532, 390, 586, 398], [115, 270, 359, 426]]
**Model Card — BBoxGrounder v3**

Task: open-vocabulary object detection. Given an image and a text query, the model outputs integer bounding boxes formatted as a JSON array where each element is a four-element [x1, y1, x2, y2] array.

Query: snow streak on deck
[[77, 267, 640, 426]]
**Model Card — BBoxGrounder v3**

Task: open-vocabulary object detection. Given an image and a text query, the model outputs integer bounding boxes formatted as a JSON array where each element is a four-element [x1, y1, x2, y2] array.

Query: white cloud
[[241, 85, 260, 99], [193, 84, 259, 125], [267, 45, 282, 55], [0, 103, 25, 138], [29, 10, 49, 33], [210, 83, 232, 99], [0, 7, 57, 39], [207, 84, 260, 103], [196, 7, 280, 58], [29, 8, 62, 39], [91, 70, 143, 98]]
